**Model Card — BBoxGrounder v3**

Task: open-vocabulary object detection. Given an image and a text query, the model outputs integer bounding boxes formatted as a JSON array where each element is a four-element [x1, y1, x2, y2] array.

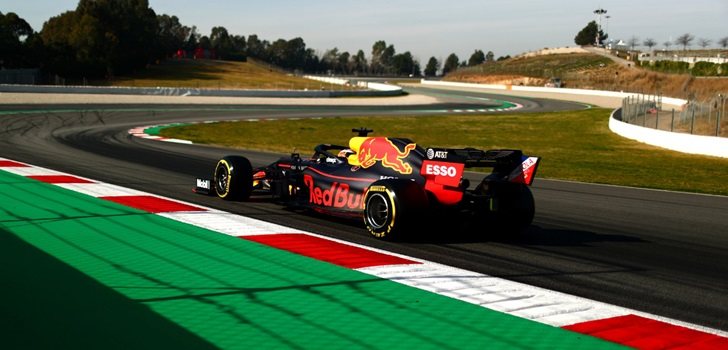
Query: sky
[[1, 0, 726, 62]]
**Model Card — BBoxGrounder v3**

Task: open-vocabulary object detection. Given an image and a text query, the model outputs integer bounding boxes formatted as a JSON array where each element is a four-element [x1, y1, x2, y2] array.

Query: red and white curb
[[448, 103, 523, 113], [2, 157, 727, 349], [128, 126, 194, 144]]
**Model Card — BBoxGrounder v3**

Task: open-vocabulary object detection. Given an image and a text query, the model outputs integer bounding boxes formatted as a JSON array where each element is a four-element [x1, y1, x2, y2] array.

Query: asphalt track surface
[[1, 89, 726, 332]]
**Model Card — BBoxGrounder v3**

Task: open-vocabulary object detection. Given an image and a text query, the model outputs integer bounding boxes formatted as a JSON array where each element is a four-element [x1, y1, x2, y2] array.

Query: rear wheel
[[489, 183, 535, 235], [213, 156, 253, 200], [364, 180, 427, 240]]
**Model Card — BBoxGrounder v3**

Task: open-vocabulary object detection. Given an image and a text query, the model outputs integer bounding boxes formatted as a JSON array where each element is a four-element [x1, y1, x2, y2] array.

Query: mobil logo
[[357, 137, 416, 174]]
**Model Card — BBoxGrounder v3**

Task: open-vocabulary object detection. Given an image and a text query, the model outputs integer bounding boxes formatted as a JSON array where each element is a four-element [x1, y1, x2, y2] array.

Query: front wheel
[[363, 180, 427, 241], [213, 156, 253, 200]]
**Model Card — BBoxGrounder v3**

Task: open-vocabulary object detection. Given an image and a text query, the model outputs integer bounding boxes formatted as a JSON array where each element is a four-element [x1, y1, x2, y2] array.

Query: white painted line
[[357, 263, 625, 327], [160, 211, 307, 237], [1, 167, 67, 177], [161, 138, 193, 144], [55, 183, 148, 197]]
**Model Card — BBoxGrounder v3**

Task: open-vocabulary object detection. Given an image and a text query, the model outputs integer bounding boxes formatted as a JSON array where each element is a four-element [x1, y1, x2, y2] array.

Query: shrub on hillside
[[691, 62, 719, 76], [651, 61, 690, 74], [719, 63, 728, 77]]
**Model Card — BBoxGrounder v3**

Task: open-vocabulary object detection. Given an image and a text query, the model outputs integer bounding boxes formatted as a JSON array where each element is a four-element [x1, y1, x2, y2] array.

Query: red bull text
[[304, 174, 366, 209]]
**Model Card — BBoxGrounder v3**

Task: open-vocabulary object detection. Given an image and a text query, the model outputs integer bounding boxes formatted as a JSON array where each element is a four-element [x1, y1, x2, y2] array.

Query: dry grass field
[[446, 53, 728, 101], [108, 58, 349, 90]]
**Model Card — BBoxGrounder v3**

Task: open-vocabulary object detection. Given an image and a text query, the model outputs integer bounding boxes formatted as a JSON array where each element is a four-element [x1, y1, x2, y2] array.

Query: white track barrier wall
[[303, 75, 402, 92], [422, 80, 727, 158], [421, 79, 687, 109], [609, 110, 728, 158], [0, 77, 403, 98]]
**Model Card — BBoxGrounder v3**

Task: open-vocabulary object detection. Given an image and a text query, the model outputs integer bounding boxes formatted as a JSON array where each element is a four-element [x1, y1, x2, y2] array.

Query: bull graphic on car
[[352, 137, 416, 174]]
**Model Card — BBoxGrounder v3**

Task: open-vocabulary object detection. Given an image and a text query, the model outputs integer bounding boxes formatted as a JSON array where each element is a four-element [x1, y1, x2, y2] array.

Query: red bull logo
[[353, 137, 416, 174], [304, 174, 365, 209]]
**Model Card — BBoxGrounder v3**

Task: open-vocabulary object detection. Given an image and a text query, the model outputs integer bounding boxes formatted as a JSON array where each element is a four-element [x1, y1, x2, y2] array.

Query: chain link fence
[[621, 94, 726, 137]]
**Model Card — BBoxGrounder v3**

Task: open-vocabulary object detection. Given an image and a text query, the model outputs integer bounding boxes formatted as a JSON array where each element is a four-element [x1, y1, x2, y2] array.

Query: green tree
[[442, 53, 460, 75], [574, 21, 606, 46], [381, 44, 395, 73], [322, 47, 339, 72], [41, 0, 159, 78], [370, 40, 395, 74], [485, 50, 495, 62], [156, 14, 190, 58], [0, 12, 35, 68], [352, 50, 367, 74], [467, 50, 485, 66], [675, 33, 694, 51], [210, 26, 233, 58], [424, 56, 439, 76], [392, 51, 416, 75], [40, 11, 82, 76], [643, 38, 657, 51], [303, 48, 321, 72], [697, 38, 711, 49], [719, 37, 728, 49], [183, 26, 199, 51], [265, 37, 307, 69], [246, 34, 267, 59], [267, 39, 287, 66], [370, 40, 386, 74], [198, 36, 211, 50], [338, 51, 351, 74], [627, 36, 639, 50], [228, 35, 247, 60]]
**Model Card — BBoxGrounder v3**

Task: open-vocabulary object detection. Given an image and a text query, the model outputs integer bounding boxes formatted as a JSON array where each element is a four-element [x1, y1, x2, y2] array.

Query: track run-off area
[[1, 87, 727, 349]]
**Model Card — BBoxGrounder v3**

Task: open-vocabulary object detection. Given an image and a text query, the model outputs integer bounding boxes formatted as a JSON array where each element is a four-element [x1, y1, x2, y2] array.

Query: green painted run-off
[[144, 123, 188, 136], [0, 170, 623, 349]]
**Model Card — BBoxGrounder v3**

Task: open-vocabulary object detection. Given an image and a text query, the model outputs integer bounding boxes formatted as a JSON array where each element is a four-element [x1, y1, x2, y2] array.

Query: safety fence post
[[717, 94, 724, 137], [642, 95, 647, 127]]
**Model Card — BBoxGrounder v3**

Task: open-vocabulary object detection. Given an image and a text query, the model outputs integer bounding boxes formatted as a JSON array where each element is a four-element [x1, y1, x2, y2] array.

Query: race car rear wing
[[425, 147, 540, 186]]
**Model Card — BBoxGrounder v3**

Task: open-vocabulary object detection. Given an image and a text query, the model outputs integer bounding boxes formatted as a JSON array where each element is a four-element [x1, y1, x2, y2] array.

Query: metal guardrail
[[621, 94, 726, 137]]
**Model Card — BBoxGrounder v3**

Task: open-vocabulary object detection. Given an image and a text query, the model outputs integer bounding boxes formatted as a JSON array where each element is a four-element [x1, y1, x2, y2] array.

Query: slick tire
[[363, 179, 427, 241], [213, 156, 253, 201]]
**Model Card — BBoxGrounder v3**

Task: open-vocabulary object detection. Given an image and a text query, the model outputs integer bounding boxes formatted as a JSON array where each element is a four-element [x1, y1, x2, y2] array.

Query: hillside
[[446, 53, 728, 100], [107, 59, 333, 90]]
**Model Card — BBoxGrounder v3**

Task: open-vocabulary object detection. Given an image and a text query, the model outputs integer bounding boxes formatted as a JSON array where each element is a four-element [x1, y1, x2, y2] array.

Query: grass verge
[[160, 109, 728, 195]]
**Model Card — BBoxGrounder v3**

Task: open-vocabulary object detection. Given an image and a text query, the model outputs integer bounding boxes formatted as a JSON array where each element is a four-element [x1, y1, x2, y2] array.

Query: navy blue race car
[[196, 128, 540, 240]]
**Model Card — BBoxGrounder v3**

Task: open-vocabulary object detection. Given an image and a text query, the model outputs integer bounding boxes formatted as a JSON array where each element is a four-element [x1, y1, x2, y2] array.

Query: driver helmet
[[337, 149, 355, 158]]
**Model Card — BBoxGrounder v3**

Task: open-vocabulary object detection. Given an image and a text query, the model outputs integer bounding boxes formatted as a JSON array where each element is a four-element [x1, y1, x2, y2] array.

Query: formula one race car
[[195, 128, 540, 240]]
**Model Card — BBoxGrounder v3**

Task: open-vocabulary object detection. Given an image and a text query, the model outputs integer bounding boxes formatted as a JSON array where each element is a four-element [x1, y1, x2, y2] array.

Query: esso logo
[[425, 164, 457, 177]]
